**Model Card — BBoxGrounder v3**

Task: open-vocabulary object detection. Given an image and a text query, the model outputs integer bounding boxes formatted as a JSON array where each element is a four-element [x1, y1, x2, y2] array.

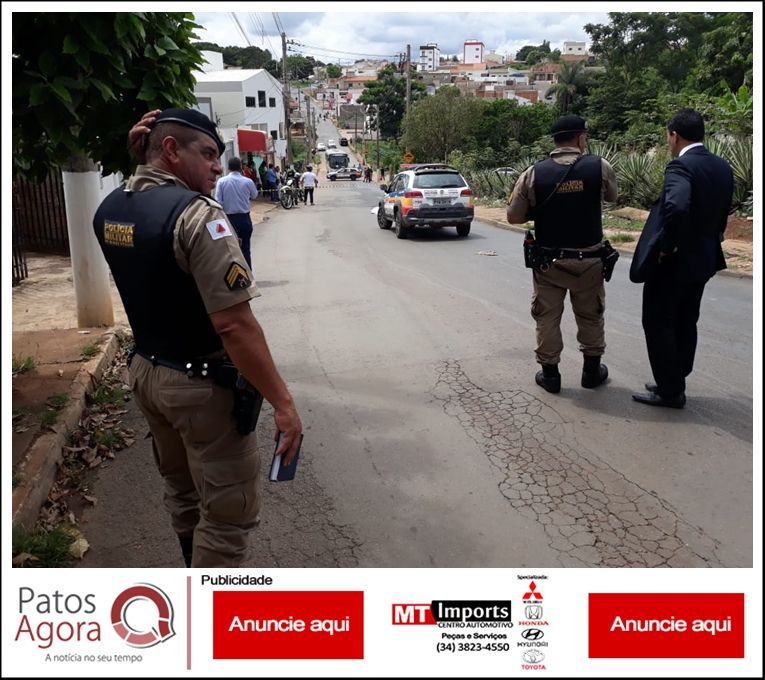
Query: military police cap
[[154, 108, 225, 155], [550, 114, 587, 138]]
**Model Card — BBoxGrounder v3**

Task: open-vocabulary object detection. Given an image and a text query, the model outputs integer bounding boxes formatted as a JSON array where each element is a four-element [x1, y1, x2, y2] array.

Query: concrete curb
[[11, 331, 121, 530], [252, 201, 280, 225], [476, 216, 753, 280]]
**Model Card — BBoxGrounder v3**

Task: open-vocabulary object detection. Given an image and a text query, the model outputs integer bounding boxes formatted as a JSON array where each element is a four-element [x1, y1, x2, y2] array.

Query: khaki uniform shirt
[[507, 148, 618, 222], [126, 166, 260, 314]]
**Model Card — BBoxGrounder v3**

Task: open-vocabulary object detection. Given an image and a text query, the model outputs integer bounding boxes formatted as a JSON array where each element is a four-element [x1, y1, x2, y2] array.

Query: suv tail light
[[404, 190, 423, 198], [460, 188, 473, 196]]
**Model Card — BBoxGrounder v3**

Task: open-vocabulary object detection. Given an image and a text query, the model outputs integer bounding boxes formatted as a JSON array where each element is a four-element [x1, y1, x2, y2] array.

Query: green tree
[[194, 42, 274, 70], [286, 54, 322, 81], [13, 12, 205, 180], [357, 65, 425, 140], [584, 66, 670, 139], [585, 12, 713, 89], [712, 83, 753, 138], [13, 12, 206, 327], [546, 61, 589, 114], [473, 99, 555, 159], [402, 86, 482, 163], [516, 40, 551, 63], [689, 12, 753, 92], [326, 63, 342, 79]]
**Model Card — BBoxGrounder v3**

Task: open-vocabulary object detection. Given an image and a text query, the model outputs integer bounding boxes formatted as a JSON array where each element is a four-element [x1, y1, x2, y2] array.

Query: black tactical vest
[[532, 155, 603, 248], [93, 184, 223, 361]]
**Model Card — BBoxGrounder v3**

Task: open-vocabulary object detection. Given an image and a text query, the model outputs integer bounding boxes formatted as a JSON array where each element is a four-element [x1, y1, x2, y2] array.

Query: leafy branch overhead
[[12, 12, 205, 181]]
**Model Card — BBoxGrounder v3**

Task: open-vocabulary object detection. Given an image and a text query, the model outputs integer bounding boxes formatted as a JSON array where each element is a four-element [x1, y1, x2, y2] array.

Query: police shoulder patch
[[224, 262, 252, 290], [206, 218, 232, 240]]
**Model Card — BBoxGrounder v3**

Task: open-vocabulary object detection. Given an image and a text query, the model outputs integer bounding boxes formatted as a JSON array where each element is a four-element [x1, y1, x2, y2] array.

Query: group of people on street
[[93, 104, 733, 569], [507, 109, 733, 410]]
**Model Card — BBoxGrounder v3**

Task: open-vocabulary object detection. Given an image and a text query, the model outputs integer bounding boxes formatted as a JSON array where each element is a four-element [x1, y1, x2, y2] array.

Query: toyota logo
[[521, 628, 544, 640], [522, 649, 545, 663]]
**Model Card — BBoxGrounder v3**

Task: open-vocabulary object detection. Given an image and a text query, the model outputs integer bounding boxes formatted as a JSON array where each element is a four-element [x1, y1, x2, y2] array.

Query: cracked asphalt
[[431, 360, 721, 568]]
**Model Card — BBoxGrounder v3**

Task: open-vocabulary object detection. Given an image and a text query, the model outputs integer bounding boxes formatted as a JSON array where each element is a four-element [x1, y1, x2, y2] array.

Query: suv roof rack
[[402, 163, 458, 173]]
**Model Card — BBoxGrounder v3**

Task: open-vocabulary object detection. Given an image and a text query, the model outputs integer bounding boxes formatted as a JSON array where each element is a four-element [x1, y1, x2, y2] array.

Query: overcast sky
[[193, 9, 612, 64]]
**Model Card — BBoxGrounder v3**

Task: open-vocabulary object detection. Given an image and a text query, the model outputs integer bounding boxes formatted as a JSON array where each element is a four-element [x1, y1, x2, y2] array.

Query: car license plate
[[432, 197, 452, 205]]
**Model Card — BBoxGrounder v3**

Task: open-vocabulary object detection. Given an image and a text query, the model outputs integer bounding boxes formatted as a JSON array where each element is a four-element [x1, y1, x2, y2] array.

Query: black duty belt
[[129, 348, 224, 379], [546, 247, 606, 261]]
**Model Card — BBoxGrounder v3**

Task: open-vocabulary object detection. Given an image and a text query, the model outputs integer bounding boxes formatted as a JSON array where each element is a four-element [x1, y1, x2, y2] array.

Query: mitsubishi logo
[[521, 628, 544, 640], [525, 604, 543, 619], [523, 581, 543, 601]]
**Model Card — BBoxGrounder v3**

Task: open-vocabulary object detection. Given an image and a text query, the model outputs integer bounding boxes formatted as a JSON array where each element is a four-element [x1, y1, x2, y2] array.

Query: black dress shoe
[[632, 391, 686, 409], [645, 383, 658, 393]]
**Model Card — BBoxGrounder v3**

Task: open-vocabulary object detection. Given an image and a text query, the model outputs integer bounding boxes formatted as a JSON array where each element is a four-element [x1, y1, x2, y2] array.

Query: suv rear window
[[413, 172, 466, 189]]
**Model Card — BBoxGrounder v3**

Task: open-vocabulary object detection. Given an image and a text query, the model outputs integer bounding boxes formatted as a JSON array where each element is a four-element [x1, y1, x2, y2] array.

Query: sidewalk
[[10, 198, 280, 533], [472, 205, 753, 279]]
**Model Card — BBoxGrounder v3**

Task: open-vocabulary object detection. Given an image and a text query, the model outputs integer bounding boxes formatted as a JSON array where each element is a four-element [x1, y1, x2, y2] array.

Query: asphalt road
[[78, 179, 753, 569]]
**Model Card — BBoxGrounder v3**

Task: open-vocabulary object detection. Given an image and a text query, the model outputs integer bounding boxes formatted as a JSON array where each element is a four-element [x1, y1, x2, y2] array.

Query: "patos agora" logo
[[111, 584, 175, 648]]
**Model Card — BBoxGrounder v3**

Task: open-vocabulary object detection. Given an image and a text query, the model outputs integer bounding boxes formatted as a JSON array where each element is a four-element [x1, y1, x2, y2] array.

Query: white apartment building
[[418, 43, 440, 72], [463, 39, 485, 65], [193, 69, 287, 163], [561, 41, 589, 63]]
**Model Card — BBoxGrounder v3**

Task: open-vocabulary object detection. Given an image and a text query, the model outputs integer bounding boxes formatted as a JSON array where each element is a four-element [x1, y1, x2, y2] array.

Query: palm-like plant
[[706, 136, 753, 212], [586, 139, 621, 171], [616, 151, 668, 209], [546, 62, 588, 113]]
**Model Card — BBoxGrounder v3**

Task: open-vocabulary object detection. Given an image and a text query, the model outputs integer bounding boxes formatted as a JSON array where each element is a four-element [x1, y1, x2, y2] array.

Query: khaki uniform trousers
[[129, 354, 261, 567], [531, 258, 606, 365]]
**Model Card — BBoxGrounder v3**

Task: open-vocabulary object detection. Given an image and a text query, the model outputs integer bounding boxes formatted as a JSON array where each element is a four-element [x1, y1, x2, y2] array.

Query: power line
[[230, 12, 251, 47], [247, 13, 276, 57], [272, 12, 284, 35], [291, 40, 398, 59]]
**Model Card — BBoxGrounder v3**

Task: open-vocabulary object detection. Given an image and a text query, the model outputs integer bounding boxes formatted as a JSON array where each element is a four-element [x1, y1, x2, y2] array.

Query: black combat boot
[[178, 534, 193, 568], [581, 355, 609, 388], [535, 364, 561, 394]]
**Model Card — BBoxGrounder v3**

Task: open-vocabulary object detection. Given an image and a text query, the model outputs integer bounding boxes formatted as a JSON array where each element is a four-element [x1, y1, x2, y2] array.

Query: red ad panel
[[213, 591, 364, 659], [589, 593, 744, 658]]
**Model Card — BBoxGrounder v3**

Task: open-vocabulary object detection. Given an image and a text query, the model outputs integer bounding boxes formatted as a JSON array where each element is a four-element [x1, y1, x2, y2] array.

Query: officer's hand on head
[[273, 406, 303, 466], [128, 109, 161, 164]]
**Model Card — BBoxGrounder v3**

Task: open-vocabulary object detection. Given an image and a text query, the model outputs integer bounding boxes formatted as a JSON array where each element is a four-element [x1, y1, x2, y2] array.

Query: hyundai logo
[[521, 628, 544, 640]]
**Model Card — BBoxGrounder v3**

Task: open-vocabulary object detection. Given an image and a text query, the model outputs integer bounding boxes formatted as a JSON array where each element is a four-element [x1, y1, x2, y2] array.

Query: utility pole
[[405, 44, 412, 118], [375, 106, 380, 171], [281, 32, 292, 166], [306, 95, 313, 157]]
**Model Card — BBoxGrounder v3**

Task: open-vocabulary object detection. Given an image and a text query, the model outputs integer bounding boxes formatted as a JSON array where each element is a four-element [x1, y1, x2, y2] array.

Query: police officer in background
[[94, 108, 302, 567], [507, 114, 618, 394]]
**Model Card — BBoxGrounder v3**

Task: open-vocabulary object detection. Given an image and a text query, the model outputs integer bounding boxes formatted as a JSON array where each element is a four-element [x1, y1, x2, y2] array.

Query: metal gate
[[13, 173, 70, 255], [11, 192, 28, 286]]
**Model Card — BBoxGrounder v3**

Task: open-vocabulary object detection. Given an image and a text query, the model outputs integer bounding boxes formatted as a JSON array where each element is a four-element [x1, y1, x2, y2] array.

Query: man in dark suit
[[631, 108, 734, 408]]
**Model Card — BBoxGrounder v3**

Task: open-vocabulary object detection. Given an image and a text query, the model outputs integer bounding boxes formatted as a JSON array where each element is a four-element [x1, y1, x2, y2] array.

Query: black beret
[[550, 114, 587, 137], [153, 108, 225, 155]]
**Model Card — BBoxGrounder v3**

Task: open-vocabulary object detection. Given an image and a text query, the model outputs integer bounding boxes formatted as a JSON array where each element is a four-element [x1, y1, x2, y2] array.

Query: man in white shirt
[[301, 165, 318, 205], [215, 157, 258, 268]]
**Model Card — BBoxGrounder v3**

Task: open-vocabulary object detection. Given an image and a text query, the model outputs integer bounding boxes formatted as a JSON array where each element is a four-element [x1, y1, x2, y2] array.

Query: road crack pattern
[[431, 360, 722, 567], [249, 417, 362, 568]]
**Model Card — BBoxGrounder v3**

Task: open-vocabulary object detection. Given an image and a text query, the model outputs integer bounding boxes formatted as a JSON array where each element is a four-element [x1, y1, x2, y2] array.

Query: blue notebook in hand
[[269, 433, 303, 482]]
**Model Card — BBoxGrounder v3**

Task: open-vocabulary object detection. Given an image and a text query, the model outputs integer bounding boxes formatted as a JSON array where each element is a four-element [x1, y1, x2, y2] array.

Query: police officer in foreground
[[94, 108, 302, 567], [507, 114, 618, 394]]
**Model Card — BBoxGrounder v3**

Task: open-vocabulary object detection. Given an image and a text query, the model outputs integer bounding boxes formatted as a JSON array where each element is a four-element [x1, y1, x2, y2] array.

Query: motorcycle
[[279, 179, 301, 209]]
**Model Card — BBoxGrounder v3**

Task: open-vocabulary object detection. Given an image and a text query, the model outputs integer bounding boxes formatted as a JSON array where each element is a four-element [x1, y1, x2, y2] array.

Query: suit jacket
[[631, 146, 734, 283]]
